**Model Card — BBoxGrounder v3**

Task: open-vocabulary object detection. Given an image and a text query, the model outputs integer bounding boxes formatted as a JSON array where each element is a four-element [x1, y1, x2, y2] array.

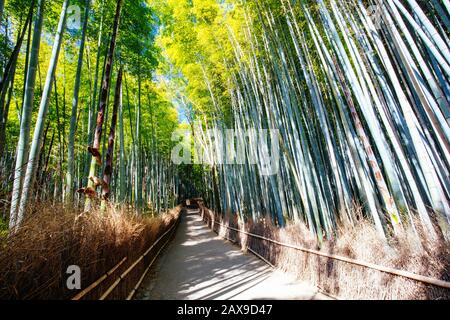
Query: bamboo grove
[[0, 0, 449, 243], [0, 0, 180, 231], [154, 0, 450, 242]]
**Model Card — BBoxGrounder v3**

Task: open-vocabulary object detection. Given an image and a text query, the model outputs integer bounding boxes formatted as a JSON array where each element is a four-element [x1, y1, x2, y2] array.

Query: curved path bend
[[135, 208, 329, 300]]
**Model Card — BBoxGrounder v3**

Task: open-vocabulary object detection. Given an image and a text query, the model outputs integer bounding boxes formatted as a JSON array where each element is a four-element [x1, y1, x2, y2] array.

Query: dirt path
[[135, 208, 329, 300]]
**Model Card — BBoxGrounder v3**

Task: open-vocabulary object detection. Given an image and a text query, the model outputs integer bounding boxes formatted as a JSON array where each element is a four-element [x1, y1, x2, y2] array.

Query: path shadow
[[135, 210, 279, 300]]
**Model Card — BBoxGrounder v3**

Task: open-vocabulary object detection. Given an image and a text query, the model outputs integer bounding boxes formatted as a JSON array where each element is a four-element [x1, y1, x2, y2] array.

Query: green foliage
[[0, 0, 183, 215], [0, 216, 8, 238], [151, 0, 249, 124], [2, 0, 177, 155]]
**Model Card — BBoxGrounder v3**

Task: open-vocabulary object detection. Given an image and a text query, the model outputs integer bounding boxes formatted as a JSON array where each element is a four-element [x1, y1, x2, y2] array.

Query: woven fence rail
[[197, 203, 450, 290], [71, 214, 181, 300]]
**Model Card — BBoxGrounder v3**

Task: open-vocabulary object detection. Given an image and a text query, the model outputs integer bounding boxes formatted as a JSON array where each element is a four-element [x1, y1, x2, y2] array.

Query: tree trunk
[[0, 1, 33, 102], [101, 68, 122, 204], [118, 70, 126, 202], [66, 0, 90, 203], [84, 0, 123, 210], [9, 0, 45, 230], [134, 64, 142, 211], [0, 12, 31, 155], [84, 13, 106, 188], [0, 59, 16, 156], [15, 0, 69, 228]]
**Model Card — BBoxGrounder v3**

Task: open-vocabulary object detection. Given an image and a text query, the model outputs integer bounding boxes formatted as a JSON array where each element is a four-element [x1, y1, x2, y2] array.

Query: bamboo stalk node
[[89, 176, 105, 188], [87, 146, 102, 165], [76, 187, 96, 198]]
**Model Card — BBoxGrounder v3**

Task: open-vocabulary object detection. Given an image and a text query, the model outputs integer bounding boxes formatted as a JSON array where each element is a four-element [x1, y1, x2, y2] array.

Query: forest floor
[[135, 208, 329, 300]]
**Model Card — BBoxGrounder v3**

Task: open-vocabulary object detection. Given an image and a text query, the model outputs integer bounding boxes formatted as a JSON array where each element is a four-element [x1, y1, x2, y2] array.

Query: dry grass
[[199, 203, 449, 300], [0, 203, 181, 300]]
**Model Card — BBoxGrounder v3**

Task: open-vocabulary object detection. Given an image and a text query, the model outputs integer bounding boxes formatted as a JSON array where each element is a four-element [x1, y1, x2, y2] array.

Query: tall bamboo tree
[[16, 0, 69, 227]]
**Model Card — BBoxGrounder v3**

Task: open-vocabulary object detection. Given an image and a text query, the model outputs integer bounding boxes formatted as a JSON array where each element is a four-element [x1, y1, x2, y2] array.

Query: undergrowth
[[0, 202, 181, 299], [199, 202, 449, 300]]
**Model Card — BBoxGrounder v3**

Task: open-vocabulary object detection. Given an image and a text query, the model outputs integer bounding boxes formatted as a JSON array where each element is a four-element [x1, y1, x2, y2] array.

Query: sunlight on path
[[135, 209, 329, 300]]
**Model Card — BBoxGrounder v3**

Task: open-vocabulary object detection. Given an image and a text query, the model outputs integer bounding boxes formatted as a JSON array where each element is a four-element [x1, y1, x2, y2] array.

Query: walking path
[[135, 208, 328, 300]]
